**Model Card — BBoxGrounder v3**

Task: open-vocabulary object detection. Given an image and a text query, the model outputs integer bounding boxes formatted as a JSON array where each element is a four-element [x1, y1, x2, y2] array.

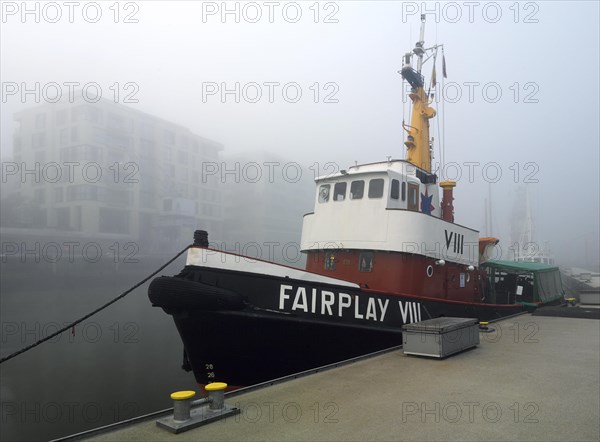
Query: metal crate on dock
[[402, 317, 479, 358]]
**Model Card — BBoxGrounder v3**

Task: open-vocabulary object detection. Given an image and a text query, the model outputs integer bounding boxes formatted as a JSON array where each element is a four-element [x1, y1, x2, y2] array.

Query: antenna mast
[[400, 14, 436, 173]]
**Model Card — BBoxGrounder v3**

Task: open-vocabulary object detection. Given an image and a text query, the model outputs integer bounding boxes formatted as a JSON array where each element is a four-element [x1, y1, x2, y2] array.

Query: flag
[[431, 65, 437, 88], [442, 53, 447, 78]]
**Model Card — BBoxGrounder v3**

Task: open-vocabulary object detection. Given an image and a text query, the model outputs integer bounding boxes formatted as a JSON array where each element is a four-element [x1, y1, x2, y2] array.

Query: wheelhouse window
[[359, 252, 373, 272], [350, 180, 364, 199], [407, 183, 419, 211], [368, 178, 384, 198], [324, 251, 336, 270], [401, 182, 406, 201], [390, 179, 400, 200], [318, 184, 330, 203], [333, 182, 347, 201]]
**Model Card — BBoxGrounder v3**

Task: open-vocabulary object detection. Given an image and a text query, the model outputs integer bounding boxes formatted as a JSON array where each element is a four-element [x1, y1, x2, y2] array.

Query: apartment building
[[9, 98, 223, 251]]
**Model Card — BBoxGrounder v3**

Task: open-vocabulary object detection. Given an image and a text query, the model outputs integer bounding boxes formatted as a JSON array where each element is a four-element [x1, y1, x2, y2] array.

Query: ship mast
[[401, 14, 438, 173]]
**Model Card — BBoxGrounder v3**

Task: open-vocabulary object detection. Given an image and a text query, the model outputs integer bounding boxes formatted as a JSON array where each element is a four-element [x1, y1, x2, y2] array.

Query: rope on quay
[[0, 245, 191, 365]]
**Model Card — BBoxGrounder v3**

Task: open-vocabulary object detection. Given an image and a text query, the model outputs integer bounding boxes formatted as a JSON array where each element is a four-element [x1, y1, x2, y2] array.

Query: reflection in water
[[0, 257, 196, 442]]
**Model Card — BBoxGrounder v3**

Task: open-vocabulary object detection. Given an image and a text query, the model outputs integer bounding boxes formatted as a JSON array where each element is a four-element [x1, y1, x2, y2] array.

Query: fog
[[2, 1, 598, 269], [0, 1, 599, 439]]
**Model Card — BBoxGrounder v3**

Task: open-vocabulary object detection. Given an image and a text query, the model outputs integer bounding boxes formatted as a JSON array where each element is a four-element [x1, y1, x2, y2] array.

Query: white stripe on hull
[[186, 247, 360, 289]]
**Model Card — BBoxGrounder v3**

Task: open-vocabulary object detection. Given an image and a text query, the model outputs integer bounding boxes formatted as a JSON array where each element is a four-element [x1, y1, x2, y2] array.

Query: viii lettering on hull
[[148, 16, 565, 388]]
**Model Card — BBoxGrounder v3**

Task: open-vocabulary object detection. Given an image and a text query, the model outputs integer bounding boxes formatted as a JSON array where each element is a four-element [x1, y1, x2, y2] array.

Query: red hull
[[305, 250, 482, 303]]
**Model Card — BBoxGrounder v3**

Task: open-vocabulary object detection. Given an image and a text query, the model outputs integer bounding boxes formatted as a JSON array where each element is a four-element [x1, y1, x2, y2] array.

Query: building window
[[359, 252, 373, 272], [32, 133, 45, 149], [350, 180, 364, 199], [32, 209, 47, 228], [54, 188, 64, 203], [140, 191, 156, 209], [391, 179, 400, 200], [35, 113, 46, 130], [318, 184, 330, 203], [60, 145, 101, 162], [180, 168, 188, 181], [67, 185, 98, 201], [164, 130, 175, 144], [74, 206, 82, 230], [72, 106, 86, 123], [56, 207, 70, 230], [34, 188, 46, 204], [368, 178, 384, 198], [56, 109, 67, 125], [106, 113, 126, 130], [87, 107, 102, 124], [99, 208, 129, 234], [324, 251, 336, 270], [333, 182, 347, 201], [59, 128, 68, 145], [35, 151, 46, 163], [178, 150, 188, 164]]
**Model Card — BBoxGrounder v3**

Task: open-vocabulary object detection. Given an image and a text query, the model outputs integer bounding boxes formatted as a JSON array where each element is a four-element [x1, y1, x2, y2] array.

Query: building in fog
[[8, 98, 223, 251], [219, 151, 314, 267]]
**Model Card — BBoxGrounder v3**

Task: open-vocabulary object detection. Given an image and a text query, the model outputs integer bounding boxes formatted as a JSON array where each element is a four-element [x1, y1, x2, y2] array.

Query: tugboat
[[149, 16, 560, 387]]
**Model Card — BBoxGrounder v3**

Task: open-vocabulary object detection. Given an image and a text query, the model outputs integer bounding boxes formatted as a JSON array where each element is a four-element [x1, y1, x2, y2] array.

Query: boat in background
[[148, 15, 564, 387], [482, 260, 564, 309], [509, 186, 556, 265]]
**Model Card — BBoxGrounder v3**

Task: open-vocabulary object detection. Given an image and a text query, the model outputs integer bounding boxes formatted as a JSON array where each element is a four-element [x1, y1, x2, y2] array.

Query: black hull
[[172, 310, 403, 386], [149, 265, 528, 387]]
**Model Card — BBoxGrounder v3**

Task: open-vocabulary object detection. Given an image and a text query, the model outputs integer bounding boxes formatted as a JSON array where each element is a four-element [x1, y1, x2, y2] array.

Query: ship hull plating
[[150, 265, 526, 386]]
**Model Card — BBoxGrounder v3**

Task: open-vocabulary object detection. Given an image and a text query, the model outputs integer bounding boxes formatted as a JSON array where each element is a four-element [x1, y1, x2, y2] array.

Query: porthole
[[426, 265, 433, 277]]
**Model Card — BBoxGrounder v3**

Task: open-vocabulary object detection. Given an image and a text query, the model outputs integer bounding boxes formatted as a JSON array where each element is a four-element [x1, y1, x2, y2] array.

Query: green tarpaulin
[[482, 260, 564, 305]]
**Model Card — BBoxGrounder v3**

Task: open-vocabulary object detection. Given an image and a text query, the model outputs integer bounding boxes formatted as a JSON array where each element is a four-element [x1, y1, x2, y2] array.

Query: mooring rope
[[0, 245, 191, 364]]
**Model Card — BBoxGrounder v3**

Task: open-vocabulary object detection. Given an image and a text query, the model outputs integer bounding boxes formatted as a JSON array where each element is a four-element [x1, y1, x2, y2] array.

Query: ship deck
[[74, 314, 599, 441]]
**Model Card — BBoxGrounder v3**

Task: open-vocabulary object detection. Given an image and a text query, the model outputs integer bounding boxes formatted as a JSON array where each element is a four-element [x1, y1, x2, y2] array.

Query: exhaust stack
[[440, 180, 456, 222]]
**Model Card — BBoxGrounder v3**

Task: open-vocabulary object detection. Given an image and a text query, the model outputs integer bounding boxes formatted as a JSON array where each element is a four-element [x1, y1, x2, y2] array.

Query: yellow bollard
[[170, 390, 196, 422], [205, 382, 227, 411]]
